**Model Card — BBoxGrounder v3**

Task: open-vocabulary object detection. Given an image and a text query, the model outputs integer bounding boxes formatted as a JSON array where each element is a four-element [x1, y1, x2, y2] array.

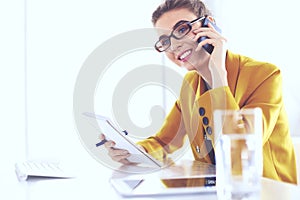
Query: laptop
[[109, 161, 216, 197]]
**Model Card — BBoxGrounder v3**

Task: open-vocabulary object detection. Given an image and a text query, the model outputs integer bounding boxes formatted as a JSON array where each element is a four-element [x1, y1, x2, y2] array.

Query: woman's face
[[154, 8, 210, 71]]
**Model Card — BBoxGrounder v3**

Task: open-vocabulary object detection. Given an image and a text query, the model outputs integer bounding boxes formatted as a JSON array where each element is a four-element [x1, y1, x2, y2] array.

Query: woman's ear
[[206, 16, 216, 24]]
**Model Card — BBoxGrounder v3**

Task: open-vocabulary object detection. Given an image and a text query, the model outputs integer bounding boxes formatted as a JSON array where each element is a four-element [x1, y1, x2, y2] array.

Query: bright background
[[1, 0, 299, 179]]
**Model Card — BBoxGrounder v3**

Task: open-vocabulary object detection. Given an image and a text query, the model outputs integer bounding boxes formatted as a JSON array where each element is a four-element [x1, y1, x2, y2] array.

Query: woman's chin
[[181, 62, 196, 71]]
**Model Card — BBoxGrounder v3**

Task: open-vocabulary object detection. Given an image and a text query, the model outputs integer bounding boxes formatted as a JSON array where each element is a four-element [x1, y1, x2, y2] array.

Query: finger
[[195, 36, 227, 52], [108, 148, 129, 157], [193, 22, 219, 33], [107, 148, 132, 164], [195, 42, 203, 52], [99, 133, 105, 140], [195, 38, 214, 52], [104, 140, 115, 148], [109, 151, 130, 163], [119, 158, 132, 165], [192, 27, 219, 38], [193, 30, 221, 43], [111, 154, 131, 162], [192, 27, 210, 34]]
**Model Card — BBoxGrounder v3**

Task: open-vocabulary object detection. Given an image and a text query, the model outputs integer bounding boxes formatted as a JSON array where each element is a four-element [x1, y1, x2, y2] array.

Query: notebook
[[83, 112, 163, 168]]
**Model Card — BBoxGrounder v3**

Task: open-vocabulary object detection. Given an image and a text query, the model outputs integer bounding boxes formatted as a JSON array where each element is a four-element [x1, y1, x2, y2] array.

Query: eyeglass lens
[[173, 23, 191, 38], [156, 22, 191, 52]]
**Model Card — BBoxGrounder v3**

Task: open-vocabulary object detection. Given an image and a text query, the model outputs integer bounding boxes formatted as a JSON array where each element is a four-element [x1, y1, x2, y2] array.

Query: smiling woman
[[100, 0, 298, 185], [1, 0, 299, 190]]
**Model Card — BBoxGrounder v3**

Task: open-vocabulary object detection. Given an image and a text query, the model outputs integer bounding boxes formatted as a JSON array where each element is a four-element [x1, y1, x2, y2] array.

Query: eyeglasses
[[154, 16, 205, 52]]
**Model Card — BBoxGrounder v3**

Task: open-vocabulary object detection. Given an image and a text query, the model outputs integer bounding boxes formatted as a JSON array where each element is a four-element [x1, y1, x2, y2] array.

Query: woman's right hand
[[99, 133, 132, 165]]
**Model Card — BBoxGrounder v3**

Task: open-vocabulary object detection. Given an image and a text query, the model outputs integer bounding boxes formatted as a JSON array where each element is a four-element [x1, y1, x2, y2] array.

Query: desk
[[2, 158, 300, 200]]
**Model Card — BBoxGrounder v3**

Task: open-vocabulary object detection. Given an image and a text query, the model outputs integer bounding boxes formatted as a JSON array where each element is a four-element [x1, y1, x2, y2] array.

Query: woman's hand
[[193, 21, 228, 88], [99, 133, 132, 165]]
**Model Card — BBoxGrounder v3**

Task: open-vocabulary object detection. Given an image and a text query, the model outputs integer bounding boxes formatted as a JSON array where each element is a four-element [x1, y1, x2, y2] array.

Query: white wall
[[0, 0, 27, 177], [220, 0, 300, 137], [25, 0, 164, 161]]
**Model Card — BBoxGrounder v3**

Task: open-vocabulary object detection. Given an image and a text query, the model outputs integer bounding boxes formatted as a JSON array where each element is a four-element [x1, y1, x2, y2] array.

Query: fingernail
[[122, 150, 129, 155], [109, 142, 115, 147]]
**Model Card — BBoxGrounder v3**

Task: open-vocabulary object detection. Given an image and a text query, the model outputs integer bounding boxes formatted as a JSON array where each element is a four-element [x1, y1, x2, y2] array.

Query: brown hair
[[152, 0, 212, 25]]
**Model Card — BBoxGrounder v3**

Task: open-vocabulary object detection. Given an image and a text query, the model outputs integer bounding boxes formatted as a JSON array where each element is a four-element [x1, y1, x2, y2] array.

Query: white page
[[83, 112, 163, 168]]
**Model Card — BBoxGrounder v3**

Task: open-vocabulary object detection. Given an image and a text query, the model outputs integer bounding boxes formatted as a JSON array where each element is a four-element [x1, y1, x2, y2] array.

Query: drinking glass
[[214, 108, 263, 200]]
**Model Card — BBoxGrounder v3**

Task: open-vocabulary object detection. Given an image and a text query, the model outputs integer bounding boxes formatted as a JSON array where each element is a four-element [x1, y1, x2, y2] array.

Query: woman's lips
[[178, 49, 192, 62]]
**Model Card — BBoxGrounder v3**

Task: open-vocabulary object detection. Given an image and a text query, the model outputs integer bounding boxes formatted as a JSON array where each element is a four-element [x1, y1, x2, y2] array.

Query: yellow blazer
[[137, 51, 297, 184]]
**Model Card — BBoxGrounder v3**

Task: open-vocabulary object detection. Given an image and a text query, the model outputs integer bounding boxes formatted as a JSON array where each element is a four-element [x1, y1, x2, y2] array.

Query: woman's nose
[[169, 38, 182, 52]]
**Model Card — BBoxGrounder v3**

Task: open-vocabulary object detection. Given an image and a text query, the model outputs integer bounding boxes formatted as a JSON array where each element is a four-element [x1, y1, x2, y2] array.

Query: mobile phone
[[197, 17, 222, 54]]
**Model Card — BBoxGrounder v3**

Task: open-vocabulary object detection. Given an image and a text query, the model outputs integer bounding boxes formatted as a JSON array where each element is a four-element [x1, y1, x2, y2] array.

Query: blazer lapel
[[226, 51, 240, 98]]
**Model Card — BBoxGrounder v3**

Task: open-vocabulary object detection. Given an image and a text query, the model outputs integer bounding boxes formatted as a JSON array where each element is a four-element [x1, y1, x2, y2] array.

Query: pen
[[95, 130, 128, 147], [95, 139, 108, 147]]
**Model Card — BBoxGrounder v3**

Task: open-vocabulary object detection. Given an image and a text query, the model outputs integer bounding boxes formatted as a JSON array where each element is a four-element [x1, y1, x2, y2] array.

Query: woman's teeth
[[179, 50, 192, 61]]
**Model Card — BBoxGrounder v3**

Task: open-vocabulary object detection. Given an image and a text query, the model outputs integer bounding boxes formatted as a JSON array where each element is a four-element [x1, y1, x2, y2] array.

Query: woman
[[101, 0, 297, 184]]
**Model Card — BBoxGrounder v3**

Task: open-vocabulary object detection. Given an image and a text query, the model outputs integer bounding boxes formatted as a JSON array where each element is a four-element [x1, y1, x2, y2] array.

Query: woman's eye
[[174, 24, 189, 37], [178, 27, 187, 34], [161, 39, 170, 46]]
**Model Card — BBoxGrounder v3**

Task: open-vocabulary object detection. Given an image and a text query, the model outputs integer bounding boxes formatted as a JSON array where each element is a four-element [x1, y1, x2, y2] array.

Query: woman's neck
[[194, 58, 212, 87]]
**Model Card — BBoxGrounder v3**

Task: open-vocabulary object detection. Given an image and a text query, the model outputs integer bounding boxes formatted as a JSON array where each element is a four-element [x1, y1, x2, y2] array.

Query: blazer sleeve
[[137, 100, 186, 160], [240, 64, 284, 145]]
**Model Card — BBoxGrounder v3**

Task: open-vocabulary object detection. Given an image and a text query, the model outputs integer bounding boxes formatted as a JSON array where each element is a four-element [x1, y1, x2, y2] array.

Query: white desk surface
[[2, 158, 300, 200]]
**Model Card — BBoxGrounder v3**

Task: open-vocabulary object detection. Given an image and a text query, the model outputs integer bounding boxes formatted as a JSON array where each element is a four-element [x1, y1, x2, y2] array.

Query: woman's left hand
[[193, 22, 228, 88]]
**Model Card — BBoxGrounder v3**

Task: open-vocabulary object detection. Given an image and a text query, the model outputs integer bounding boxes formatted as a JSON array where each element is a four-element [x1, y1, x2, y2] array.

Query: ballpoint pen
[[95, 130, 128, 147], [95, 139, 108, 147]]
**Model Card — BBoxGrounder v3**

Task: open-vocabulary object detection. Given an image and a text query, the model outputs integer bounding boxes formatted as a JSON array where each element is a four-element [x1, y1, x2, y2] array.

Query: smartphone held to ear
[[197, 17, 222, 54]]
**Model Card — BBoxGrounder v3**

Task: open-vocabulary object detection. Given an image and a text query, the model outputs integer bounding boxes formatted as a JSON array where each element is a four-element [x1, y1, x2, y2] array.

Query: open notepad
[[83, 112, 163, 168]]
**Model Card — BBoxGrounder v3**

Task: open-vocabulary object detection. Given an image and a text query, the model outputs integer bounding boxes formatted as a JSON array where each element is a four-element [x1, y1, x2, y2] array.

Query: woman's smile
[[178, 49, 192, 62]]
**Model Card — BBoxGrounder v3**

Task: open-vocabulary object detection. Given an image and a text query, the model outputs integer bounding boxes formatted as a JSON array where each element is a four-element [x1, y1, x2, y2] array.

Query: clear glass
[[214, 108, 263, 200]]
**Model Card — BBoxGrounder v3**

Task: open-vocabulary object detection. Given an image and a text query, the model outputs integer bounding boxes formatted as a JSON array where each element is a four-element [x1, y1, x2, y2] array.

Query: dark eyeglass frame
[[154, 16, 205, 52]]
